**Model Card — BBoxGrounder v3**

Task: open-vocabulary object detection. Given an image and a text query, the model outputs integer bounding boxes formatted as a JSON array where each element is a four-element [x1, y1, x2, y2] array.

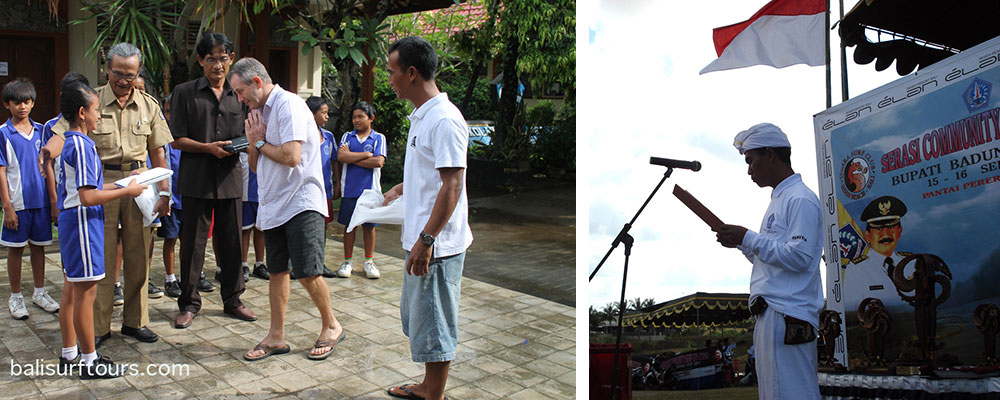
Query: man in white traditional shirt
[[382, 36, 473, 400], [716, 123, 823, 400]]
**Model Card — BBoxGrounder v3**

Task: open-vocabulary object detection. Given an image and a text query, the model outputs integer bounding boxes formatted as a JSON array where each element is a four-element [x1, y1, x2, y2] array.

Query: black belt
[[103, 161, 144, 171], [749, 297, 768, 316]]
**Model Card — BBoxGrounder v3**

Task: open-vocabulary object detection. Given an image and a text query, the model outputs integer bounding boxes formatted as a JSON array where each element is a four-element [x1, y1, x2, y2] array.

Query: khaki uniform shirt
[[56, 85, 172, 164]]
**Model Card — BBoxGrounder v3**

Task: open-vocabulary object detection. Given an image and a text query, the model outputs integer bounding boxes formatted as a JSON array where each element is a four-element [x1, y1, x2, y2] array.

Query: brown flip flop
[[307, 330, 346, 360], [244, 343, 290, 361]]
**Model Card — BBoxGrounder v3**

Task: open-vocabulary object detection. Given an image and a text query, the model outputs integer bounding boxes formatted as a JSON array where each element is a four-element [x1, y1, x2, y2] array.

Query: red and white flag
[[700, 0, 826, 74]]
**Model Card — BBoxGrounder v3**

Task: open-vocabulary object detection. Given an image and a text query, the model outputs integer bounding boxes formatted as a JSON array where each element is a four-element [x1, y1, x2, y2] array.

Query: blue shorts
[[401, 251, 465, 363], [336, 197, 377, 230], [58, 207, 106, 282], [0, 207, 54, 247], [242, 202, 258, 230], [157, 208, 182, 239]]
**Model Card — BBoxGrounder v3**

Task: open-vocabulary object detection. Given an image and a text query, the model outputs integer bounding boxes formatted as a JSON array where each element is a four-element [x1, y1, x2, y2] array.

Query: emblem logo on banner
[[963, 78, 992, 112], [839, 151, 876, 200]]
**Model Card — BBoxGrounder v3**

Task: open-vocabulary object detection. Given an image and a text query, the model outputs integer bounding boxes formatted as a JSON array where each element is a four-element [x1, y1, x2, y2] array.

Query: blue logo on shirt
[[364, 143, 374, 153], [766, 213, 775, 230]]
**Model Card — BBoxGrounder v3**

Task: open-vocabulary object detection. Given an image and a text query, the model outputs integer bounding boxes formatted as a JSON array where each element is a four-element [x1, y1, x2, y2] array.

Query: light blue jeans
[[401, 251, 465, 363]]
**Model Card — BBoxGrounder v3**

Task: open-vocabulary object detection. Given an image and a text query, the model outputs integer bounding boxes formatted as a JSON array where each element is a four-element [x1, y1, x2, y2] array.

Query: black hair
[[2, 77, 37, 103], [305, 96, 327, 114], [196, 32, 235, 58], [60, 82, 97, 125], [60, 72, 90, 94], [388, 36, 438, 81], [750, 147, 792, 168], [351, 101, 376, 118]]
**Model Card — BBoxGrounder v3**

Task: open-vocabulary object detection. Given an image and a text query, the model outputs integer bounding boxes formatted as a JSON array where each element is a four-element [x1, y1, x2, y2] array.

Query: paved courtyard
[[0, 238, 575, 399]]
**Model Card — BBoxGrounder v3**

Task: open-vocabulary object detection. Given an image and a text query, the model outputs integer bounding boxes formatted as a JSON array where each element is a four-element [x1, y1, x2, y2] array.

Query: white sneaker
[[33, 291, 60, 313], [9, 296, 28, 320], [336, 261, 352, 278], [363, 260, 380, 279]]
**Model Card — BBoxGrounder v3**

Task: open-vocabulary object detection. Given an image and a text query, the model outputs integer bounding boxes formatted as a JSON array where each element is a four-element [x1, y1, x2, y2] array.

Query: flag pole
[[825, 0, 832, 108], [839, 0, 849, 101]]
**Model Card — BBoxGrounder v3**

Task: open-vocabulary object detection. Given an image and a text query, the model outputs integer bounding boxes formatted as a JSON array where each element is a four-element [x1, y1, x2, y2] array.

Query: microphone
[[649, 157, 702, 171]]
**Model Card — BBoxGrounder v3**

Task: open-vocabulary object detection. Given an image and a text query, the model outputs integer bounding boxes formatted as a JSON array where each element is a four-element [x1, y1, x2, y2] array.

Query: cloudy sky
[[578, 0, 902, 309]]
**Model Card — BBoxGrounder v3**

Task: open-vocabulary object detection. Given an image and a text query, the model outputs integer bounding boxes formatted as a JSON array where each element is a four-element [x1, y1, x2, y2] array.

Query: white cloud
[[583, 0, 900, 307]]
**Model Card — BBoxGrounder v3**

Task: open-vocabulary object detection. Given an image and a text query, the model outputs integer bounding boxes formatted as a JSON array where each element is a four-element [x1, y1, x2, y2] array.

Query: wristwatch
[[254, 140, 266, 150], [158, 191, 171, 197], [419, 231, 435, 247]]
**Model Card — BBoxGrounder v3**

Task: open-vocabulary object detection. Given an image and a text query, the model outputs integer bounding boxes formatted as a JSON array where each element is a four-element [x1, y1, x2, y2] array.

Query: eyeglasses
[[204, 56, 231, 65], [110, 70, 138, 82]]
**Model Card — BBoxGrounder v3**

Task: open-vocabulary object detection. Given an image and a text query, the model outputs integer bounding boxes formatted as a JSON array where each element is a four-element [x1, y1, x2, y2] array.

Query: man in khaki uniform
[[42, 43, 172, 346]]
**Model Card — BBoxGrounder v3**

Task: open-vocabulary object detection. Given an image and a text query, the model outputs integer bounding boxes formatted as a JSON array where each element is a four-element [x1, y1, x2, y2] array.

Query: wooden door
[[0, 36, 56, 124]]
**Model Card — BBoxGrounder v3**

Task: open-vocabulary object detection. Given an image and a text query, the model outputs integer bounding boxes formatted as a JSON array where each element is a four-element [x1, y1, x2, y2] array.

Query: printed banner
[[814, 35, 1000, 370]]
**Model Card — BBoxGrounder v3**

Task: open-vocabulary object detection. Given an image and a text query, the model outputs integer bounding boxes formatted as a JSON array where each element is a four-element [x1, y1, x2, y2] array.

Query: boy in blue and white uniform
[[0, 78, 59, 319], [335, 101, 386, 279], [306, 96, 339, 278], [157, 140, 183, 297], [240, 150, 268, 280]]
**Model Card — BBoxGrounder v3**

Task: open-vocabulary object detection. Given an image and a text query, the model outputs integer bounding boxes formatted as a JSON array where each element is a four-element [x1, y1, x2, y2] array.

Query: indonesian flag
[[700, 0, 826, 74]]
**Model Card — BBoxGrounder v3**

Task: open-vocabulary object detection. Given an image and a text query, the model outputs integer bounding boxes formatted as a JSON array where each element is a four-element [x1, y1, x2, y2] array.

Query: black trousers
[[177, 196, 244, 313]]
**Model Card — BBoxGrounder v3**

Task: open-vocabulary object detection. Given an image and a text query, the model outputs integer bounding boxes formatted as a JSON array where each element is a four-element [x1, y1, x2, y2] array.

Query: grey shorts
[[263, 211, 325, 279]]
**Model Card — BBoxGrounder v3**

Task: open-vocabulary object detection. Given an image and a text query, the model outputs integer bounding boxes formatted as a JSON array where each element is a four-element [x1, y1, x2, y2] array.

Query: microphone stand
[[590, 167, 673, 400]]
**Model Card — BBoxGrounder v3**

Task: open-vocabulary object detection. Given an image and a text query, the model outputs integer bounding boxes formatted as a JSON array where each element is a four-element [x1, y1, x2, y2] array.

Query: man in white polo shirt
[[228, 57, 346, 362], [382, 36, 473, 400]]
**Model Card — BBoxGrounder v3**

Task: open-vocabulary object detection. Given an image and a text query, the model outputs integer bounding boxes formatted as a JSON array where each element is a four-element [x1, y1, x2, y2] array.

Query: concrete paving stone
[[497, 365, 549, 388], [223, 320, 261, 335], [102, 390, 147, 400], [294, 384, 349, 399], [215, 363, 268, 386], [521, 357, 572, 379], [328, 374, 380, 397], [196, 353, 242, 371], [498, 310, 539, 324], [175, 371, 234, 393], [0, 377, 43, 397], [458, 321, 494, 339], [123, 366, 175, 390], [478, 315, 522, 331], [3, 334, 48, 352], [445, 383, 502, 400], [194, 324, 231, 341], [533, 378, 576, 399], [42, 386, 97, 400], [506, 387, 551, 399], [362, 328, 407, 346], [505, 325, 550, 342], [533, 329, 576, 351], [141, 382, 190, 400], [345, 320, 381, 336], [383, 360, 427, 380], [545, 347, 577, 369], [356, 365, 408, 388], [34, 375, 84, 394], [482, 330, 525, 347], [446, 364, 493, 383], [80, 374, 136, 397], [456, 328, 477, 343], [469, 374, 526, 398], [490, 346, 538, 367], [177, 342, 226, 361], [200, 386, 247, 399], [291, 318, 323, 333], [464, 353, 516, 375], [551, 327, 575, 342], [461, 336, 507, 355], [555, 369, 575, 386], [530, 318, 568, 334]]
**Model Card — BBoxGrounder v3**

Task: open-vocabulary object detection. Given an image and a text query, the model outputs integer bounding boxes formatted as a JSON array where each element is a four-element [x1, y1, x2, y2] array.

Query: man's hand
[[3, 206, 18, 230], [50, 202, 58, 224], [332, 185, 341, 201], [716, 224, 749, 248], [209, 141, 234, 159], [245, 110, 265, 143], [383, 184, 402, 206], [407, 241, 433, 276], [153, 194, 170, 217], [124, 179, 147, 197]]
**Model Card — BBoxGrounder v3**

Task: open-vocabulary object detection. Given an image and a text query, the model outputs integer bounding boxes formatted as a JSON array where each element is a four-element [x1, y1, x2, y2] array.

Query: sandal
[[307, 330, 346, 360], [244, 343, 290, 361]]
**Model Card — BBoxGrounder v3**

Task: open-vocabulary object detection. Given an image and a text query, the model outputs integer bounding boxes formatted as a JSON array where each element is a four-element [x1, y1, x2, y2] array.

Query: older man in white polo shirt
[[383, 36, 473, 400], [228, 57, 346, 362]]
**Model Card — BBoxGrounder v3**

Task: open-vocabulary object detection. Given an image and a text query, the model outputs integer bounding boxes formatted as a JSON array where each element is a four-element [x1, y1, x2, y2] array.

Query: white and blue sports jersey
[[164, 142, 182, 209], [240, 151, 258, 203], [338, 129, 385, 198], [42, 114, 64, 191], [57, 130, 106, 282], [0, 118, 49, 210], [320, 127, 335, 199]]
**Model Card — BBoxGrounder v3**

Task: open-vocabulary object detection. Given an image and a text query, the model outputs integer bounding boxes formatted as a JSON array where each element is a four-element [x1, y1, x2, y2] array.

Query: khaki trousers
[[93, 168, 151, 335]]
